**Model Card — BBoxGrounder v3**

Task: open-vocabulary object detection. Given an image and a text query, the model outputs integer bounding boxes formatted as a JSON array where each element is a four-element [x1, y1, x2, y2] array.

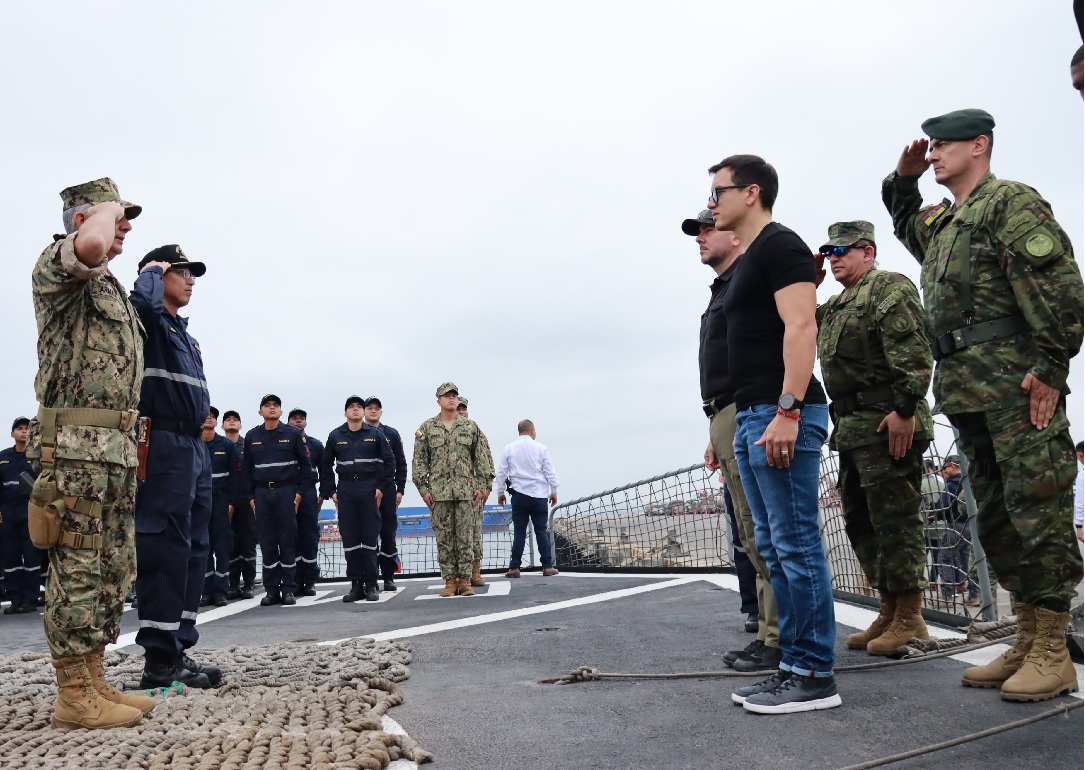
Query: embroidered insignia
[[922, 203, 948, 227], [1025, 233, 1054, 257]]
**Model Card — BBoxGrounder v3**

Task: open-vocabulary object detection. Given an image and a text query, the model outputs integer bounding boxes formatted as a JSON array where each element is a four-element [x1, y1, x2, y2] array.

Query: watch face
[[779, 394, 797, 411]]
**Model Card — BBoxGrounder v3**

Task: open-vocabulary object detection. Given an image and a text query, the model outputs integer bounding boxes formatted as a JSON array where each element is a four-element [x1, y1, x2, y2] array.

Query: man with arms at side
[[1, 417, 41, 614], [201, 407, 240, 607], [708, 155, 840, 714], [495, 419, 560, 578], [686, 207, 778, 671], [883, 108, 1083, 701], [223, 409, 256, 599], [457, 396, 495, 587], [363, 397, 407, 591], [287, 408, 324, 597]]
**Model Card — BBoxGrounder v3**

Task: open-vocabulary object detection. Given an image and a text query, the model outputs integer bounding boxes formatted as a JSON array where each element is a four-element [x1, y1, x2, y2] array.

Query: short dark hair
[[1072, 45, 1083, 68], [708, 154, 779, 211], [517, 419, 534, 435], [1076, 440, 1084, 454]]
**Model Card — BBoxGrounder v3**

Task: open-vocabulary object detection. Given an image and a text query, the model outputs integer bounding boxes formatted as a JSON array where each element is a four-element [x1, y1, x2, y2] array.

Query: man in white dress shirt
[[494, 420, 560, 578]]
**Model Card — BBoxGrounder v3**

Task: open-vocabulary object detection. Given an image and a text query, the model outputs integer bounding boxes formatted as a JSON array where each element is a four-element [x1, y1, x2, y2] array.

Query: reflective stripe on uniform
[[254, 460, 296, 469], [139, 619, 181, 630], [143, 368, 209, 390]]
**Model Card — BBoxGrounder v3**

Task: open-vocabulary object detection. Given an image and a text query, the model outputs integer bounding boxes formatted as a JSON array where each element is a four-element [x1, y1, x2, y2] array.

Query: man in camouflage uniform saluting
[[883, 109, 1084, 702], [412, 383, 493, 597], [28, 178, 155, 728], [815, 221, 934, 657]]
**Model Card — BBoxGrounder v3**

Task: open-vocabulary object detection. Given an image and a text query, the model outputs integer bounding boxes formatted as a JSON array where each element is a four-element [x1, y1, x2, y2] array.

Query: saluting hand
[[139, 260, 172, 274], [896, 139, 931, 178], [1021, 373, 1059, 430], [812, 252, 826, 287], [877, 412, 915, 460]]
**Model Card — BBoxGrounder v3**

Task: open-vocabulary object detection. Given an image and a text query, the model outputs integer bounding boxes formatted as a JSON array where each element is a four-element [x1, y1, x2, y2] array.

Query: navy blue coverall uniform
[[228, 435, 257, 591], [1, 446, 42, 608], [202, 433, 240, 601], [130, 267, 212, 664], [321, 422, 394, 586], [375, 424, 407, 579], [242, 423, 311, 595], [295, 435, 324, 588]]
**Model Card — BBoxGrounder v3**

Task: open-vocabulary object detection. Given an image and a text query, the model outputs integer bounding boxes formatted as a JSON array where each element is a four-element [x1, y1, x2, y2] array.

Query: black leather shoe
[[382, 578, 397, 592], [16, 604, 37, 614], [364, 584, 380, 602], [724, 639, 763, 668], [281, 592, 296, 606], [226, 586, 241, 600], [343, 581, 364, 603], [3, 604, 18, 615], [296, 584, 316, 597], [199, 595, 213, 607], [260, 591, 281, 606], [212, 594, 229, 607], [239, 585, 254, 600], [744, 612, 759, 633], [733, 642, 783, 673], [181, 653, 222, 686], [140, 659, 211, 690]]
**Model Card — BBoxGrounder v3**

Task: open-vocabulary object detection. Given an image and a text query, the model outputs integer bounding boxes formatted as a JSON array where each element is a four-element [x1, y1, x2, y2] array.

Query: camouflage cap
[[681, 209, 714, 236], [821, 220, 876, 250], [436, 382, 459, 397], [921, 109, 995, 141], [59, 177, 142, 220], [457, 396, 469, 407]]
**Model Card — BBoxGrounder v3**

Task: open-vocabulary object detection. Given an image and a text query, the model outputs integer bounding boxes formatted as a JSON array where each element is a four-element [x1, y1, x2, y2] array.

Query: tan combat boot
[[962, 603, 1037, 688], [439, 578, 458, 597], [847, 592, 896, 650], [470, 561, 485, 587], [867, 591, 929, 656], [85, 647, 156, 716], [457, 577, 476, 597], [51, 657, 143, 729], [1000, 606, 1079, 702]]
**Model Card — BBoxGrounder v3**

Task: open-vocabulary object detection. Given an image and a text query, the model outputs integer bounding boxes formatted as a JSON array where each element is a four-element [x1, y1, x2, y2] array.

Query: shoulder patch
[[876, 294, 900, 315], [416, 430, 424, 439], [922, 203, 948, 227], [1025, 233, 1054, 258]]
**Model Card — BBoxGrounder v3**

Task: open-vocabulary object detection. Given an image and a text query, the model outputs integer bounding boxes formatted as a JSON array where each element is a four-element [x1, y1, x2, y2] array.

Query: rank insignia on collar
[[923, 203, 948, 227]]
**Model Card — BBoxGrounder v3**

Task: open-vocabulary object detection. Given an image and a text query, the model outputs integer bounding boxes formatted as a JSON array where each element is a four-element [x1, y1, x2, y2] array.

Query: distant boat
[[319, 505, 513, 541]]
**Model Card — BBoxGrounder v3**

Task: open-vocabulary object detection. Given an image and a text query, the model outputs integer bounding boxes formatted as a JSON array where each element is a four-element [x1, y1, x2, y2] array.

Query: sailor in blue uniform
[[242, 394, 311, 606], [130, 245, 219, 689], [1, 417, 41, 614], [321, 395, 395, 602], [200, 407, 240, 607], [222, 409, 256, 598], [363, 397, 407, 591], [287, 407, 324, 597]]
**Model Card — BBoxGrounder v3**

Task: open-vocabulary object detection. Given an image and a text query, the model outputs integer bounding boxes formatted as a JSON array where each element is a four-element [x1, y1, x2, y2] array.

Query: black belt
[[931, 315, 1029, 361], [147, 417, 202, 438], [832, 385, 895, 416], [255, 481, 293, 490], [702, 395, 734, 419]]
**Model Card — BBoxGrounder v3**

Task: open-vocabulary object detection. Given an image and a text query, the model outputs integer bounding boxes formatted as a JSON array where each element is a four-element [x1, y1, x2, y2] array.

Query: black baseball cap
[[681, 209, 714, 236], [345, 395, 365, 410], [208, 406, 219, 419], [364, 396, 382, 409], [288, 407, 307, 419], [137, 244, 207, 276], [260, 394, 282, 407], [222, 410, 240, 422], [11, 416, 29, 431]]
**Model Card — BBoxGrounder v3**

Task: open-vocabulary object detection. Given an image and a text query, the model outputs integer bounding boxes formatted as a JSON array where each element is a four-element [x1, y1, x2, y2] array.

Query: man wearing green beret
[[814, 221, 934, 657], [882, 109, 1084, 702]]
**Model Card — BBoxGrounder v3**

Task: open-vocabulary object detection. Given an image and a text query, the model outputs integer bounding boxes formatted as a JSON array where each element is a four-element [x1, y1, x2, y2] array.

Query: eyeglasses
[[819, 245, 862, 258], [709, 184, 752, 204], [168, 267, 196, 280]]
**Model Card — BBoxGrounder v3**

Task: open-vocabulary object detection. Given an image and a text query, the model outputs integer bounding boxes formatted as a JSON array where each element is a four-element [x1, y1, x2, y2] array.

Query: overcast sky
[[2, 2, 1082, 506]]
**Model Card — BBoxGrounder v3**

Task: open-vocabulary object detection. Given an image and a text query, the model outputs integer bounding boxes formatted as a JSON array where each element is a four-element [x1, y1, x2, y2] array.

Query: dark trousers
[[203, 491, 233, 599], [1, 512, 43, 606], [377, 485, 399, 578], [135, 431, 211, 662], [338, 483, 381, 583], [229, 504, 257, 588], [509, 490, 552, 569], [725, 488, 758, 616], [255, 486, 298, 593], [295, 486, 320, 586]]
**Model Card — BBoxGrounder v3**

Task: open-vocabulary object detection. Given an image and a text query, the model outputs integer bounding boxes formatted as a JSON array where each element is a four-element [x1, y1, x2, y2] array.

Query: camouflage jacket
[[411, 415, 494, 501], [882, 172, 1083, 415], [27, 234, 145, 467], [816, 268, 934, 451]]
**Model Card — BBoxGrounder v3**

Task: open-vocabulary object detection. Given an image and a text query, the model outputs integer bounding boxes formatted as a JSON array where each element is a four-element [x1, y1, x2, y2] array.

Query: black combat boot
[[343, 581, 365, 603], [239, 584, 254, 600], [281, 592, 296, 606], [260, 591, 281, 607], [140, 658, 211, 690], [364, 583, 380, 602], [181, 653, 222, 686], [383, 576, 397, 592], [297, 583, 317, 597]]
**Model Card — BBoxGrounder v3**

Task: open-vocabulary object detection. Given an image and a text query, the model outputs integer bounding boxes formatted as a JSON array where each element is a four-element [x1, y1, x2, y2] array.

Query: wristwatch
[[778, 394, 805, 412], [893, 402, 917, 418]]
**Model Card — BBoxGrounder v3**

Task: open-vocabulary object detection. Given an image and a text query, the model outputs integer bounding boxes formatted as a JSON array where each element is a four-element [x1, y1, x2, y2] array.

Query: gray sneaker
[[742, 674, 841, 714], [731, 670, 791, 705]]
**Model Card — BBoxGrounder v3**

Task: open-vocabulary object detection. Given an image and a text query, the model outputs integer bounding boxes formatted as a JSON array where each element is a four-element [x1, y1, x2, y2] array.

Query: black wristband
[[893, 402, 917, 418]]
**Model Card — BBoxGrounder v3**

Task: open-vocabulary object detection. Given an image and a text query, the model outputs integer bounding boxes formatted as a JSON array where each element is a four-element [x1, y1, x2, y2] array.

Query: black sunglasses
[[709, 184, 752, 204], [819, 245, 862, 258]]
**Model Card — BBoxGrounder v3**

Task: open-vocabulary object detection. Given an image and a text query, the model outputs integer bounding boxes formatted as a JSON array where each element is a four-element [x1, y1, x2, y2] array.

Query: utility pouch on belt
[[28, 471, 62, 549], [136, 417, 151, 482]]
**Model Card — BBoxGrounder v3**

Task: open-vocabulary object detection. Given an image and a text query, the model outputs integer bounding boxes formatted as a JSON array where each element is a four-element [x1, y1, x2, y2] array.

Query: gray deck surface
[[2, 573, 1082, 770]]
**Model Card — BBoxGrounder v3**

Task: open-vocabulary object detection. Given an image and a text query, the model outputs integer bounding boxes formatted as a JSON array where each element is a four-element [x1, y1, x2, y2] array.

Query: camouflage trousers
[[45, 459, 137, 659], [839, 441, 929, 593], [472, 502, 484, 561], [949, 405, 1082, 613], [431, 500, 475, 579]]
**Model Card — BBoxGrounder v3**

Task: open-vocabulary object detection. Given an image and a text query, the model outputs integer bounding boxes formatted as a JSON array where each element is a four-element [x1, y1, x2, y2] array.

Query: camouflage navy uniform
[[471, 410, 495, 563], [816, 221, 933, 594], [883, 134, 1084, 614], [412, 386, 493, 581], [28, 179, 145, 659]]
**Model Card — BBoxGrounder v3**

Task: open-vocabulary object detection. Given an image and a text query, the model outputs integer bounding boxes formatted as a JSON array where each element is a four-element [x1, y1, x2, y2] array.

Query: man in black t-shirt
[[706, 154, 840, 715]]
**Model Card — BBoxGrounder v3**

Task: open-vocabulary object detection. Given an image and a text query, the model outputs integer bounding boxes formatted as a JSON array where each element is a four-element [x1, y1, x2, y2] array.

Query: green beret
[[821, 220, 875, 250], [921, 109, 995, 141]]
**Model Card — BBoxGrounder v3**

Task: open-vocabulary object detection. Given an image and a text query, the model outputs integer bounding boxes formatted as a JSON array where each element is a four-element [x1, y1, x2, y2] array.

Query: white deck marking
[[415, 580, 512, 600], [108, 596, 263, 650], [383, 716, 418, 769]]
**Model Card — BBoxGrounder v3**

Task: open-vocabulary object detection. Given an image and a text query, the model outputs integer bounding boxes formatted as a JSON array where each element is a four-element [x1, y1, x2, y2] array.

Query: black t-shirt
[[722, 222, 827, 410], [698, 257, 742, 404]]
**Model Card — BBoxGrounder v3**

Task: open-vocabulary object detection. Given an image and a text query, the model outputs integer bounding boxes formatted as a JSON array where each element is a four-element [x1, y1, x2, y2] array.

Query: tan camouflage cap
[[436, 382, 459, 397], [457, 396, 469, 407], [59, 177, 142, 220], [821, 220, 875, 250]]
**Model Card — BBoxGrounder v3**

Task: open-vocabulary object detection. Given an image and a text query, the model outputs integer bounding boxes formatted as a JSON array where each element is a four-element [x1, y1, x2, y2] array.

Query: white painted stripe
[[383, 717, 419, 770], [144, 368, 209, 389], [110, 596, 263, 649], [415, 580, 511, 601]]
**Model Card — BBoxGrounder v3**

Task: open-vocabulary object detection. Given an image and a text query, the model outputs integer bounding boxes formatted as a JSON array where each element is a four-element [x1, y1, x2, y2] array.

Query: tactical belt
[[832, 385, 896, 416], [930, 315, 1030, 361], [146, 417, 202, 438], [37, 407, 140, 467], [702, 394, 735, 419]]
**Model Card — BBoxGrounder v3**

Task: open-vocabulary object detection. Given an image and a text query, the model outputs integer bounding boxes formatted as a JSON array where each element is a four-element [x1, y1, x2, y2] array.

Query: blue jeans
[[735, 403, 835, 677], [509, 491, 552, 569]]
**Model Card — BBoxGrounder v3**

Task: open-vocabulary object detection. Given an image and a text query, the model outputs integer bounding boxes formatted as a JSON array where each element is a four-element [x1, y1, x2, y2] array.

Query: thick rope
[[0, 638, 433, 769]]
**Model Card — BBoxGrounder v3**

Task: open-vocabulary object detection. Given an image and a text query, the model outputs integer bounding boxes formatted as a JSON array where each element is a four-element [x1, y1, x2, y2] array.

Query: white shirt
[[1074, 466, 1083, 528], [494, 435, 560, 500]]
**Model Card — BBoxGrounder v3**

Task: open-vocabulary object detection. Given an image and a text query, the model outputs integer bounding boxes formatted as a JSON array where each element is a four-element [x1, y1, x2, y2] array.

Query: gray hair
[[62, 203, 92, 234]]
